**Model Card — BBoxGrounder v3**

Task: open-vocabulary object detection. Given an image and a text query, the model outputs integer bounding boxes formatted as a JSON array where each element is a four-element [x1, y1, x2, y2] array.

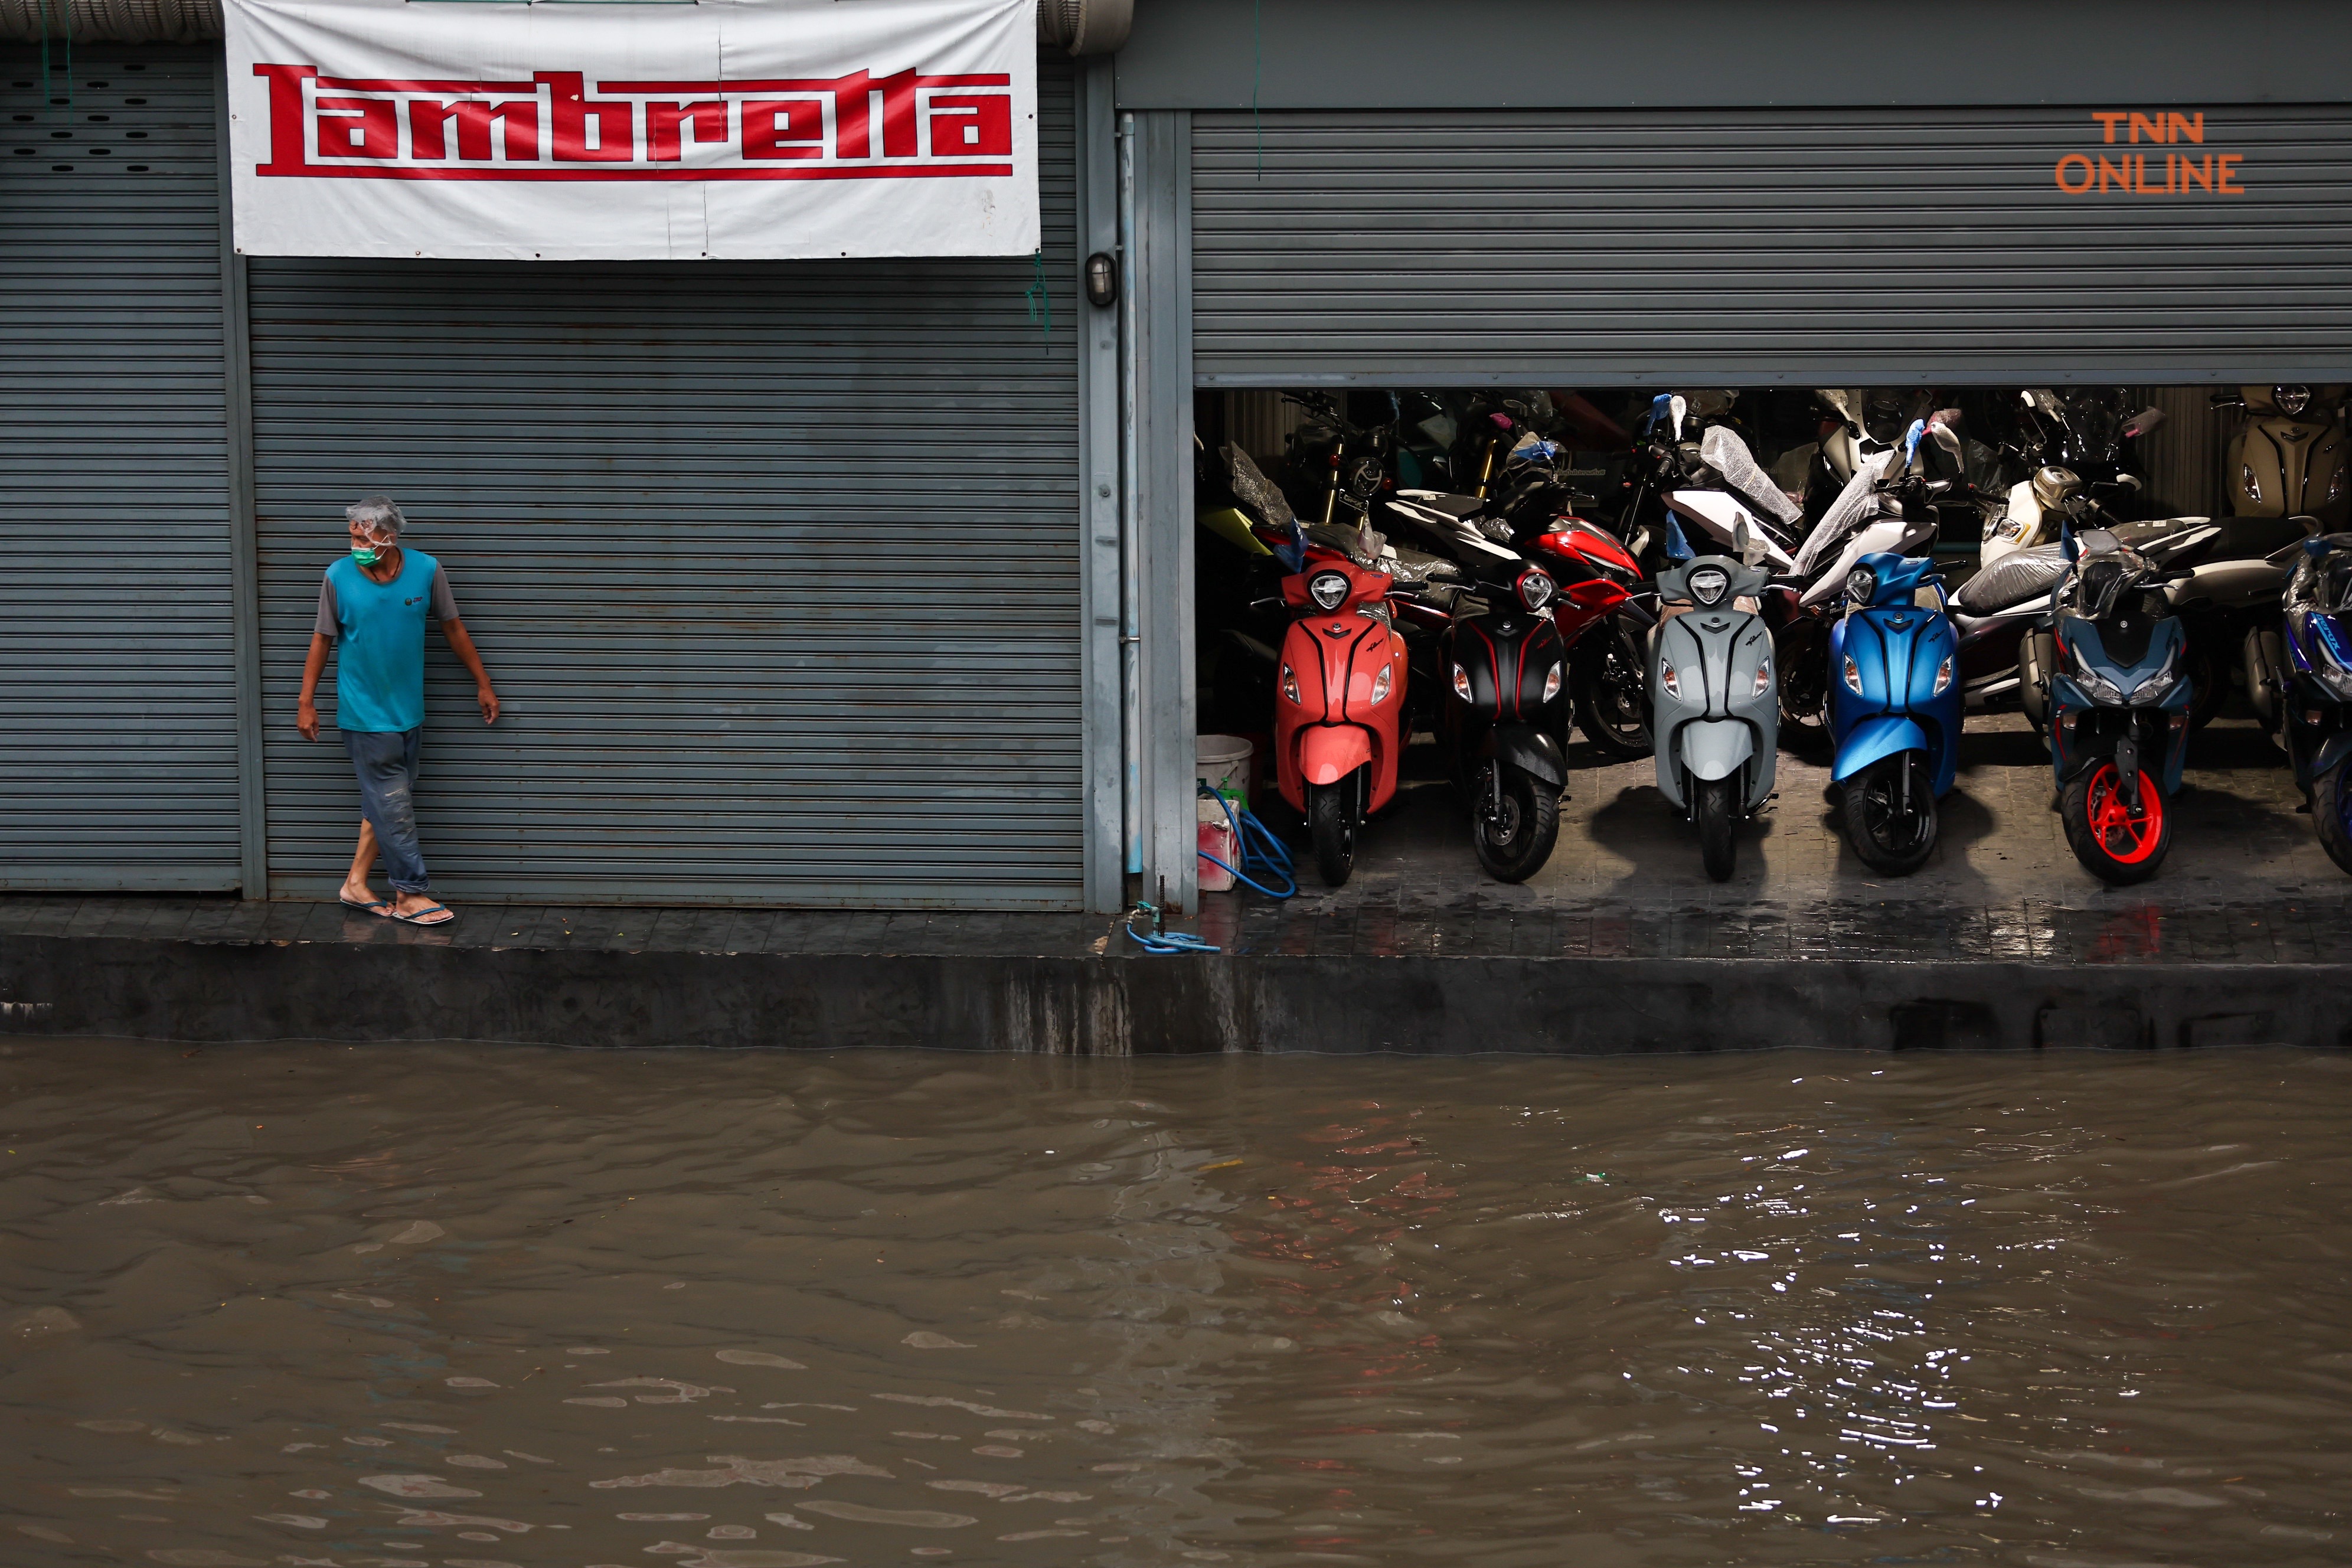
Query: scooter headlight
[[1932, 655, 1954, 695], [2132, 644, 2183, 703], [1451, 662, 1472, 702], [1845, 566, 1879, 606], [1371, 662, 1394, 704], [1308, 570, 1350, 612], [1542, 662, 1563, 704], [2277, 384, 2312, 417], [2244, 465, 2262, 506], [1660, 663, 1681, 700], [2314, 662, 2352, 702], [1688, 565, 1730, 606], [2067, 642, 2128, 705], [1281, 664, 1300, 704], [1843, 656, 1863, 695], [1753, 661, 1773, 697], [1517, 569, 1558, 613], [2330, 466, 2346, 505]]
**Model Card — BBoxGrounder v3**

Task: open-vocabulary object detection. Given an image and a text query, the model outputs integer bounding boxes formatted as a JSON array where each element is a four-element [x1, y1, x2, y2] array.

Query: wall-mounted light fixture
[[1084, 251, 1118, 308]]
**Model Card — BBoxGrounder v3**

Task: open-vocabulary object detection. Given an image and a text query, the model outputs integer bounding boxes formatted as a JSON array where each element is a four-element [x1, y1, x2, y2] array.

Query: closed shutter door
[[0, 46, 239, 891], [253, 57, 1081, 910], [1193, 107, 2352, 386]]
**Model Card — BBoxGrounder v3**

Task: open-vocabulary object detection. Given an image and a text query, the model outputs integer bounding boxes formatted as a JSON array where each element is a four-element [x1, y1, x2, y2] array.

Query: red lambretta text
[[253, 64, 1015, 180]]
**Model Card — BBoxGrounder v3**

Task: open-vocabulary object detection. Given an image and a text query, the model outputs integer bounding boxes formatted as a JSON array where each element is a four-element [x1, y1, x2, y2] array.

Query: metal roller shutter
[[0, 45, 240, 891], [1193, 107, 2352, 387], [253, 57, 1082, 910]]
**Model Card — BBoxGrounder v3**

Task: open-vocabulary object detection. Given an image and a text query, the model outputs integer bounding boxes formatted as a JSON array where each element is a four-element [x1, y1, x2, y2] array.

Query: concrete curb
[[5, 933, 2348, 1053]]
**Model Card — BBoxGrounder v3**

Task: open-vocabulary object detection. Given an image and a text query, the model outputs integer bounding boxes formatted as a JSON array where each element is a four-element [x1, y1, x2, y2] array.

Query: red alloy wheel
[[2085, 762, 2165, 864]]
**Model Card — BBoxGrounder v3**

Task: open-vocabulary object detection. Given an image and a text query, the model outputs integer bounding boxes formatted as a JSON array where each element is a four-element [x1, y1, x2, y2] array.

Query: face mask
[[350, 544, 382, 566]]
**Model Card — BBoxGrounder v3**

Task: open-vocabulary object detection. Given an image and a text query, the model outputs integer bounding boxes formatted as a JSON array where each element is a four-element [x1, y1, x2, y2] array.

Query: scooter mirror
[[1733, 517, 1766, 567]]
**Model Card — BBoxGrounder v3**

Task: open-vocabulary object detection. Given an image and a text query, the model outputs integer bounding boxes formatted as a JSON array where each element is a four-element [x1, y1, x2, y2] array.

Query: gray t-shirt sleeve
[[431, 565, 459, 623], [314, 574, 338, 638]]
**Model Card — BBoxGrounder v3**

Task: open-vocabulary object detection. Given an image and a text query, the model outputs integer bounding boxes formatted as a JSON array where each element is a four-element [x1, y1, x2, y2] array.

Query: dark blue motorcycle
[[1828, 551, 1961, 874], [2021, 528, 2193, 883], [2255, 532, 2352, 873]]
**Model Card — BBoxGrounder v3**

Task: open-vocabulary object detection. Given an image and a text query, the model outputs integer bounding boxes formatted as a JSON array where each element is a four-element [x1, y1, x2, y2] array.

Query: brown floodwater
[[4, 1041, 2351, 1568]]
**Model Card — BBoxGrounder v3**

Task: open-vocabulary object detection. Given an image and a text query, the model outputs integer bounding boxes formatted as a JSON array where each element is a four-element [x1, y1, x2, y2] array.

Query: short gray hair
[[346, 495, 406, 537]]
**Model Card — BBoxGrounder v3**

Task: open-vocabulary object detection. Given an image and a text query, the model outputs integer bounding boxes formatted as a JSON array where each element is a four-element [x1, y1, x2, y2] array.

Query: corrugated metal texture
[[250, 59, 1083, 909], [1193, 107, 2352, 387], [2142, 384, 2226, 519], [0, 45, 239, 890]]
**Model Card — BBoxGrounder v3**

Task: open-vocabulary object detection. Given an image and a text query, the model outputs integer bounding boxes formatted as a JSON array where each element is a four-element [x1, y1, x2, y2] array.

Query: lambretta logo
[[251, 63, 1014, 181], [2053, 111, 2244, 195]]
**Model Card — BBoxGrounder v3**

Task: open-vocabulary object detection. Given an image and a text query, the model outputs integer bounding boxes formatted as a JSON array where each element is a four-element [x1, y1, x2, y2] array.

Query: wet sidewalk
[[2, 717, 2346, 1054]]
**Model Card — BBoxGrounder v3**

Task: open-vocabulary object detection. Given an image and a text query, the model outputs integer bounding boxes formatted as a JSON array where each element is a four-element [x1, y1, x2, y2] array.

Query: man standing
[[296, 496, 499, 925]]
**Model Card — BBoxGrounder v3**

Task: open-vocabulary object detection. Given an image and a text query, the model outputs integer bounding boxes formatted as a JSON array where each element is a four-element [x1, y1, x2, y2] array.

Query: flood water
[[5, 1043, 2351, 1567]]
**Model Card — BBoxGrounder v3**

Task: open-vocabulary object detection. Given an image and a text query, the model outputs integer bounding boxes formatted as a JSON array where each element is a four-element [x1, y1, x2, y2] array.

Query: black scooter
[[1434, 560, 1571, 881]]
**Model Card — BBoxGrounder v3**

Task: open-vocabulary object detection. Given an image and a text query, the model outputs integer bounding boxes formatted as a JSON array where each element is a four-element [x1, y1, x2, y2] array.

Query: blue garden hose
[[1125, 902, 1219, 954], [1124, 786, 1295, 955], [1197, 783, 1296, 899]]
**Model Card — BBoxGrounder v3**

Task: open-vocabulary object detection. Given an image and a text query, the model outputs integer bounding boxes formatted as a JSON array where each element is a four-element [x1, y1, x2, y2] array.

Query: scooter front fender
[[1678, 718, 1756, 783], [2314, 730, 2352, 784], [1832, 716, 1930, 783], [1296, 724, 1374, 787], [1493, 724, 1566, 789]]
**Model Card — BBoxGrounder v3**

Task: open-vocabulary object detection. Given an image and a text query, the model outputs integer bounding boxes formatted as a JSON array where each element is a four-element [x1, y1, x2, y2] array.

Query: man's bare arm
[[296, 632, 332, 741], [442, 618, 500, 724]]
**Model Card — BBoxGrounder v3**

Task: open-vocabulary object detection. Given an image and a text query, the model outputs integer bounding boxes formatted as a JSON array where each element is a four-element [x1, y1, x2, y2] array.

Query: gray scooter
[[1652, 529, 1779, 880]]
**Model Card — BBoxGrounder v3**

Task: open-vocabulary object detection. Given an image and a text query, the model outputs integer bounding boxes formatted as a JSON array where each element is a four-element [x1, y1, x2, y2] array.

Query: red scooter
[[1519, 516, 1655, 760], [1273, 559, 1410, 886]]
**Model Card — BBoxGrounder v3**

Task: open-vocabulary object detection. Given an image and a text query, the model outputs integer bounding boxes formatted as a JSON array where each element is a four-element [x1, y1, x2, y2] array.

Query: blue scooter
[[1828, 551, 1961, 874], [2020, 527, 2193, 884], [2251, 531, 2352, 873]]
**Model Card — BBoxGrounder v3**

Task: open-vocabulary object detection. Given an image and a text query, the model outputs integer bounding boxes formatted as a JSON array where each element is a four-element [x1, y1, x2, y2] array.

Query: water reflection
[[2, 1045, 2348, 1565]]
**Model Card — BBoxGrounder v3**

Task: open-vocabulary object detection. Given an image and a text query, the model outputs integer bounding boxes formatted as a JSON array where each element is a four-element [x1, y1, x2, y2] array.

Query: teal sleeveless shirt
[[325, 549, 439, 734]]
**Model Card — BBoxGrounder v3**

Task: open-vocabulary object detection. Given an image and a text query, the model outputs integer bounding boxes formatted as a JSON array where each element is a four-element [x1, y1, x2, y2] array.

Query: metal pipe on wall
[[1116, 110, 1144, 881]]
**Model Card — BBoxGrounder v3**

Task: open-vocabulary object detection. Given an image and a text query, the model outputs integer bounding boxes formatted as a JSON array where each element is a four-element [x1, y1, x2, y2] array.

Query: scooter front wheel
[[2314, 757, 2352, 876], [1572, 620, 1654, 761], [2062, 762, 2172, 884], [1472, 764, 1560, 883], [1775, 617, 1832, 750], [1839, 753, 1938, 876], [1306, 780, 1358, 888], [1694, 773, 1740, 882]]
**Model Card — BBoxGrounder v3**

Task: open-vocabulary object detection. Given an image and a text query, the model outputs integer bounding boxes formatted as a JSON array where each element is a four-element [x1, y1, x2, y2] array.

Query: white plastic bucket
[[1195, 734, 1254, 804]]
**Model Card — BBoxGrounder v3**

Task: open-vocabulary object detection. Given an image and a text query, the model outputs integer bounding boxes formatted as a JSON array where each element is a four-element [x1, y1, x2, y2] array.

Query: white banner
[[226, 0, 1038, 261]]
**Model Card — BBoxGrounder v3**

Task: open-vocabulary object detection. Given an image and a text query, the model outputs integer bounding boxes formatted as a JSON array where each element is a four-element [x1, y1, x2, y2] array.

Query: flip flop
[[389, 903, 456, 926], [340, 896, 391, 915]]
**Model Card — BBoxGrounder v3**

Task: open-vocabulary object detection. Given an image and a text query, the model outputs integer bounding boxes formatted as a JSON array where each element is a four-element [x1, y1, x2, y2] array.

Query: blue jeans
[[344, 727, 429, 893]]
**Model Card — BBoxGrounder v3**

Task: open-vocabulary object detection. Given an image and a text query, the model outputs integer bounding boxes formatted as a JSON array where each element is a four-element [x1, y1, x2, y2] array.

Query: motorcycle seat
[[1952, 547, 2068, 615], [1393, 489, 1489, 520]]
